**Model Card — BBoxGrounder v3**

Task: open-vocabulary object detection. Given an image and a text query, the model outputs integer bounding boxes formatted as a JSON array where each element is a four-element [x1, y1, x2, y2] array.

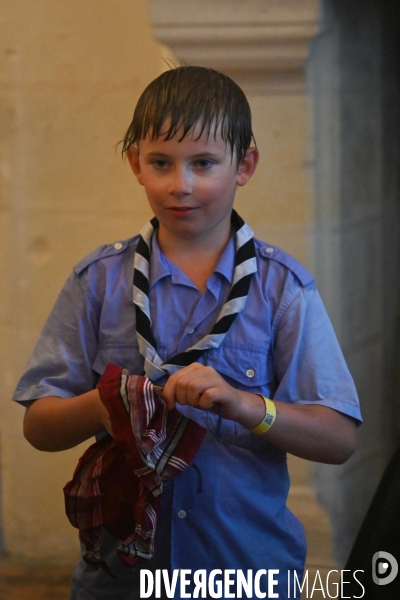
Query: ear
[[236, 147, 259, 187], [126, 147, 144, 186]]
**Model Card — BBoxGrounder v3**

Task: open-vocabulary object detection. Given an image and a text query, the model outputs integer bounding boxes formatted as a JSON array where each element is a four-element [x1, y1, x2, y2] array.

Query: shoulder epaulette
[[73, 238, 137, 276], [257, 243, 314, 287]]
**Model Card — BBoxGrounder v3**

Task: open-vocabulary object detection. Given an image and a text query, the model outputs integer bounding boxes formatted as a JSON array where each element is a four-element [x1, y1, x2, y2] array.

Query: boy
[[15, 66, 361, 599]]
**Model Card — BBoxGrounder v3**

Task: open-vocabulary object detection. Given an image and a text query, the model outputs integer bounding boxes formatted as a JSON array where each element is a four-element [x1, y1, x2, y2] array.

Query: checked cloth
[[64, 363, 206, 577]]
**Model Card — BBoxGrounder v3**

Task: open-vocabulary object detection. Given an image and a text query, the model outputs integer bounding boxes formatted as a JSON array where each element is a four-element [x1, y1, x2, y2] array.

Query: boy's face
[[127, 123, 258, 248]]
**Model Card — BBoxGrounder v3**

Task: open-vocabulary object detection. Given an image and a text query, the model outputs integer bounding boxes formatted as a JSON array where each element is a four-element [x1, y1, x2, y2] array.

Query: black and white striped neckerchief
[[133, 209, 257, 382]]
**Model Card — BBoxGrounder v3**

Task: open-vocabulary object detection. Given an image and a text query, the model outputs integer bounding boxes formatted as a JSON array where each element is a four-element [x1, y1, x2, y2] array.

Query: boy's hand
[[161, 362, 265, 426], [160, 362, 357, 465]]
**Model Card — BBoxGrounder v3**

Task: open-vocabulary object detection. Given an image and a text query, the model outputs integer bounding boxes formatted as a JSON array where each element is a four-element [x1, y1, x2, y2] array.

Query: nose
[[168, 166, 192, 196]]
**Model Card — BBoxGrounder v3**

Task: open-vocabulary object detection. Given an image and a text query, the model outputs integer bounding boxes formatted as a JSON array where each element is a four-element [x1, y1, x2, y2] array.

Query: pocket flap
[[205, 342, 274, 387], [92, 343, 144, 376]]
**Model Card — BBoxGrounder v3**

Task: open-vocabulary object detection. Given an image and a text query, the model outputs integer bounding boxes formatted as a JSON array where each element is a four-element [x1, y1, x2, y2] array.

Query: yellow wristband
[[251, 395, 276, 434]]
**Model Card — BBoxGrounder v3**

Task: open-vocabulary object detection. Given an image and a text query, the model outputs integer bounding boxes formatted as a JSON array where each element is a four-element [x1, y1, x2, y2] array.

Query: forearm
[[235, 391, 357, 464], [23, 389, 108, 452], [161, 363, 357, 465]]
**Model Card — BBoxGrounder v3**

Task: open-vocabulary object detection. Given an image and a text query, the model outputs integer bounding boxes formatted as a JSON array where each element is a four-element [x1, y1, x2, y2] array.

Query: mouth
[[168, 206, 198, 217]]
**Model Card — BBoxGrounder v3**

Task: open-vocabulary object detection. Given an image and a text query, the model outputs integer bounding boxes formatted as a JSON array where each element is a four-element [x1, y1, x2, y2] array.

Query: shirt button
[[246, 368, 255, 378], [178, 510, 187, 519], [114, 242, 123, 250], [265, 246, 274, 254], [188, 329, 195, 334]]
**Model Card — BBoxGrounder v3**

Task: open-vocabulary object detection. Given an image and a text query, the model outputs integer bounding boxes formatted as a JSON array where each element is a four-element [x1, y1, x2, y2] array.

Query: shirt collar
[[149, 233, 171, 289], [148, 229, 235, 289], [213, 232, 235, 284]]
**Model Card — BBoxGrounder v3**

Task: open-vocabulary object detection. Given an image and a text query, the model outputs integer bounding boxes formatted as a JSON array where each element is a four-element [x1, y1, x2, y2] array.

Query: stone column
[[308, 0, 400, 564]]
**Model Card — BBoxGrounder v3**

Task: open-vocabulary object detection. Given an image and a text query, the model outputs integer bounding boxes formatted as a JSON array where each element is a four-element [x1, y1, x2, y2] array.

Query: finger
[[174, 366, 221, 407], [176, 377, 208, 407], [161, 363, 207, 409]]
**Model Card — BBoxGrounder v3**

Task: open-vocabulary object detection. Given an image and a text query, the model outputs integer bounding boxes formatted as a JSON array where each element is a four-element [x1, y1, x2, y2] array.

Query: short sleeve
[[13, 272, 101, 404], [273, 285, 362, 425]]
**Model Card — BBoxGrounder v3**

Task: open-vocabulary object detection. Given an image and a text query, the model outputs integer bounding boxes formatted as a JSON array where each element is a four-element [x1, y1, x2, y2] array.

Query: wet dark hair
[[120, 66, 255, 165]]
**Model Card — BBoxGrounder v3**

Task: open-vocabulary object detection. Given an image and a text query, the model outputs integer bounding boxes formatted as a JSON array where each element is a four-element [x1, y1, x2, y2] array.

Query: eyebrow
[[144, 150, 224, 159]]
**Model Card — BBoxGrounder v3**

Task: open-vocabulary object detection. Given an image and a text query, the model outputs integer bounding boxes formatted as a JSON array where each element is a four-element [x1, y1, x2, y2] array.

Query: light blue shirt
[[14, 231, 361, 599]]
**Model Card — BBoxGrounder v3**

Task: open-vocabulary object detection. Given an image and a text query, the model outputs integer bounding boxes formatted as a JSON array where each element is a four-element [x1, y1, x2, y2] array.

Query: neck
[[156, 224, 232, 294], [157, 222, 231, 257]]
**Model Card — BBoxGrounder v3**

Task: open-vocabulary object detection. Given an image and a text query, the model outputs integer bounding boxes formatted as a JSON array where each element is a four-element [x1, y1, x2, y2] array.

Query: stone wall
[[0, 0, 163, 561]]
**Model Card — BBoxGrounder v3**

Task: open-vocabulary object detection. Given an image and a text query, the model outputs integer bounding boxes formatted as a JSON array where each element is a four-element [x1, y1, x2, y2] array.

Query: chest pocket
[[203, 342, 275, 448]]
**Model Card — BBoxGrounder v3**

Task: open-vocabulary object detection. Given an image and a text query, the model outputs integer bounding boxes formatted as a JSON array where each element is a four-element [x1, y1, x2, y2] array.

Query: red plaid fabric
[[64, 363, 206, 576]]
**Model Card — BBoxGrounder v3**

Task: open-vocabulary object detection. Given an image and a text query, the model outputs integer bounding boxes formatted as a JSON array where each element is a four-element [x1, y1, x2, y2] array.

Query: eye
[[194, 159, 214, 169], [151, 159, 169, 169]]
